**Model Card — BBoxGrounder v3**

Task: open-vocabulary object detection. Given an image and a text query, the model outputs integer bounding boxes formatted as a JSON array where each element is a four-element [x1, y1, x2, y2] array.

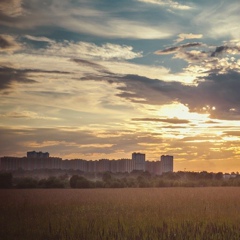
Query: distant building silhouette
[[161, 155, 174, 173], [27, 151, 49, 158], [0, 156, 61, 171], [0, 151, 174, 175], [132, 152, 145, 171], [145, 161, 162, 175]]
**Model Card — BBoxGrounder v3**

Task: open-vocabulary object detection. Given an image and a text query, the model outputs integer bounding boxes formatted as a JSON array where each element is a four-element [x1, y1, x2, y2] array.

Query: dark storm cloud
[[132, 118, 190, 124]]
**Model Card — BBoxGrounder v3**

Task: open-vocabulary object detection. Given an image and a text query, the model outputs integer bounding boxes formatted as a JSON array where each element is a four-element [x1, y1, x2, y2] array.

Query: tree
[[70, 175, 92, 188], [137, 175, 150, 188], [70, 175, 79, 188], [45, 176, 64, 188], [215, 172, 223, 180], [0, 172, 13, 188], [15, 177, 38, 188], [102, 172, 112, 183]]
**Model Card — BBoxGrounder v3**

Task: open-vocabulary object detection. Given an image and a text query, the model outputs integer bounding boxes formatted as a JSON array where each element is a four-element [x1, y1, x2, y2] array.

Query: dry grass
[[1, 188, 240, 239]]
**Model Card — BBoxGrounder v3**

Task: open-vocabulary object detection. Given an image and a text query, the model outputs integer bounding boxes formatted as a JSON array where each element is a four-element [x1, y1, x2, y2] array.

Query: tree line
[[1, 171, 240, 189]]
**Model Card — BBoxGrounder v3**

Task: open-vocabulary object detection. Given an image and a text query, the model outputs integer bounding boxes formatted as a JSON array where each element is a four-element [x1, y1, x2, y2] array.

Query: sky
[[0, 0, 240, 172]]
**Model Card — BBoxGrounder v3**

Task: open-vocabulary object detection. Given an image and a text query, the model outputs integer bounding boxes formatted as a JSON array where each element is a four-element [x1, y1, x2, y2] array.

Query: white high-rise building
[[132, 152, 145, 171], [161, 155, 173, 173]]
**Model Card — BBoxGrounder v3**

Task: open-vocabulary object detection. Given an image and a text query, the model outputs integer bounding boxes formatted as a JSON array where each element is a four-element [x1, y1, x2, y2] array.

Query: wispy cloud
[[211, 44, 240, 57], [41, 41, 143, 60], [0, 0, 176, 39], [0, 111, 59, 120], [154, 40, 240, 74], [224, 131, 240, 137], [0, 126, 163, 159], [175, 33, 203, 43], [132, 117, 190, 124], [78, 67, 240, 120], [137, 0, 192, 10], [0, 66, 37, 91], [0, 34, 22, 53], [24, 35, 54, 43], [194, 1, 240, 39], [154, 42, 202, 55], [0, 0, 23, 17]]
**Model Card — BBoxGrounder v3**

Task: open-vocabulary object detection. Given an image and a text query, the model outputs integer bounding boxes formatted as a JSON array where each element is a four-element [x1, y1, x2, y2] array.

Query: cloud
[[72, 59, 111, 74], [0, 126, 163, 159], [176, 33, 203, 43], [0, 0, 175, 39], [74, 58, 170, 81], [132, 117, 190, 124], [224, 131, 240, 137], [115, 74, 185, 105], [31, 39, 233, 121], [137, 0, 192, 10], [174, 50, 209, 64], [79, 68, 240, 120], [0, 111, 59, 120], [24, 35, 54, 43], [0, 64, 71, 93], [155, 40, 240, 75], [0, 67, 37, 91], [26, 91, 74, 99], [205, 120, 218, 124], [194, 1, 240, 39], [39, 41, 142, 60], [0, 0, 23, 17], [0, 34, 22, 53], [211, 45, 240, 57], [190, 71, 240, 119], [162, 125, 187, 129], [155, 42, 202, 55]]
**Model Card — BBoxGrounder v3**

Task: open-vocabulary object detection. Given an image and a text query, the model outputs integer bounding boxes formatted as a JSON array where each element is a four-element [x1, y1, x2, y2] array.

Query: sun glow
[[155, 102, 209, 122]]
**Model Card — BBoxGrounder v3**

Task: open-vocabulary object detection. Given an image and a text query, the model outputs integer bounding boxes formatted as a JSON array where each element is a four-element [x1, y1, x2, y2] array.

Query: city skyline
[[0, 151, 173, 175], [1, 1, 240, 173]]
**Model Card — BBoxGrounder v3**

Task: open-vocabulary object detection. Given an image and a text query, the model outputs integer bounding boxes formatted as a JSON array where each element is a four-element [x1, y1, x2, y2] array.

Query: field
[[0, 188, 240, 239]]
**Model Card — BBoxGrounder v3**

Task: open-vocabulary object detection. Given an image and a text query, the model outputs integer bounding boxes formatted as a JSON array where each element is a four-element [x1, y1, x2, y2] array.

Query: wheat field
[[0, 188, 240, 239]]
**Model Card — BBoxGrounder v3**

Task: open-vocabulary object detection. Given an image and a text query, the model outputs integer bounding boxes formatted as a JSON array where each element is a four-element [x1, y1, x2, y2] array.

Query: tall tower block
[[161, 155, 173, 173], [132, 152, 145, 171]]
